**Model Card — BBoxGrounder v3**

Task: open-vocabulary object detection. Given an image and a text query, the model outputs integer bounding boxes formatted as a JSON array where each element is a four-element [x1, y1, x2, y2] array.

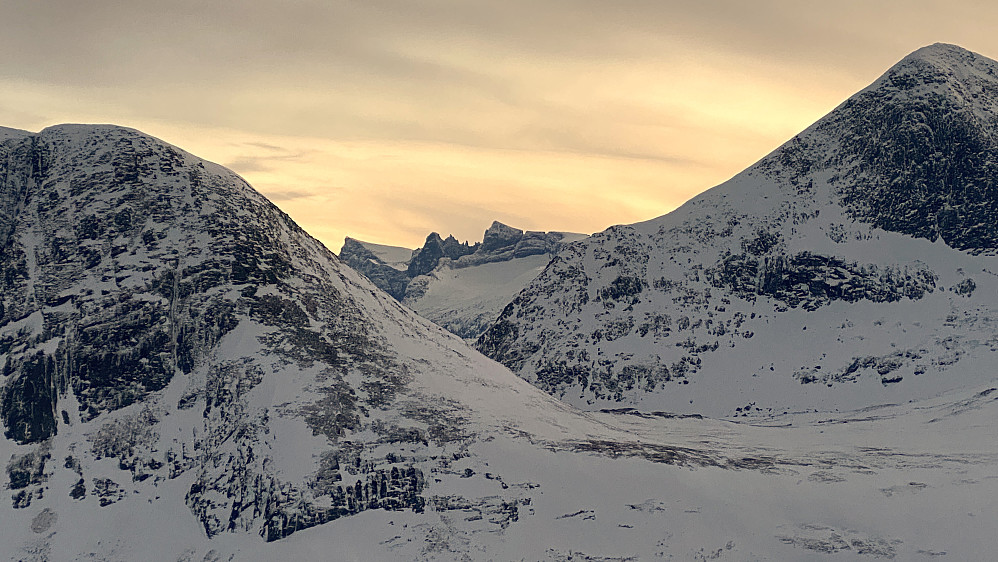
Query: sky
[[2, 1, 997, 251]]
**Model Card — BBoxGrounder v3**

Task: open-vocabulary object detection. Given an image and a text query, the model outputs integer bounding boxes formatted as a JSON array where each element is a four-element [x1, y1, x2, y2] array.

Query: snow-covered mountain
[[354, 240, 413, 272], [2, 121, 997, 560], [478, 43, 998, 418], [341, 223, 586, 339]]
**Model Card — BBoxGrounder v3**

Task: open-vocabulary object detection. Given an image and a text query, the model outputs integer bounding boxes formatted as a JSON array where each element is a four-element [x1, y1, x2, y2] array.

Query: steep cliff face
[[407, 232, 477, 278], [338, 237, 411, 300], [0, 124, 559, 548], [478, 44, 998, 416]]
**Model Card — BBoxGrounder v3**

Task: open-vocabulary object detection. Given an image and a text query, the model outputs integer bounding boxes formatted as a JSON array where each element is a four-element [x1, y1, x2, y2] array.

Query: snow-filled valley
[[340, 223, 586, 340], [1, 43, 997, 561]]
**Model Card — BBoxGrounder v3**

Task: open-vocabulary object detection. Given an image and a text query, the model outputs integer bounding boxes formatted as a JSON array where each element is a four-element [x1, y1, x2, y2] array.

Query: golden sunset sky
[[2, 1, 996, 250]]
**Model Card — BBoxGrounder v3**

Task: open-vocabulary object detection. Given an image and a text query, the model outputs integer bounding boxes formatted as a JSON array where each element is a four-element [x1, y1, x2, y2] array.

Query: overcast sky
[[2, 1, 996, 250]]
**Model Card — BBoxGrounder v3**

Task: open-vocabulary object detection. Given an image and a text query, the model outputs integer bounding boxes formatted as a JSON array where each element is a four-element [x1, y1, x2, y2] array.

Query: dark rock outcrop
[[407, 233, 477, 277], [339, 238, 410, 300], [339, 222, 580, 340]]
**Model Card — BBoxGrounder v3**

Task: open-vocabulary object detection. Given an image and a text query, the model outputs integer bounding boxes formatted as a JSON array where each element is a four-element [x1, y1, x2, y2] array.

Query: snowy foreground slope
[[479, 43, 998, 418], [1, 122, 997, 557], [341, 224, 586, 340]]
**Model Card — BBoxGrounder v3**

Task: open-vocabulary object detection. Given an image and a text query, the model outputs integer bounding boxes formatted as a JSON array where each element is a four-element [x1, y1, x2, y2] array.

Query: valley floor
[[6, 377, 995, 561]]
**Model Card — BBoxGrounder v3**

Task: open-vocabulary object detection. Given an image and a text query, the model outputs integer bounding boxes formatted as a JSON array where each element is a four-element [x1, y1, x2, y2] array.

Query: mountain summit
[[0, 124, 613, 558], [478, 44, 998, 416]]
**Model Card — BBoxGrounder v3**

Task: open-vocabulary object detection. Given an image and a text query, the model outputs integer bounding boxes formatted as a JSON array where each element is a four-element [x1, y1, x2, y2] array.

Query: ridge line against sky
[[2, 1, 995, 250]]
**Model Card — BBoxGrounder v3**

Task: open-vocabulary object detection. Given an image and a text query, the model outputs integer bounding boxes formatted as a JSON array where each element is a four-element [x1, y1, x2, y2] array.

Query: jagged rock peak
[[900, 42, 984, 66], [481, 221, 524, 252], [407, 232, 477, 277], [339, 237, 368, 258]]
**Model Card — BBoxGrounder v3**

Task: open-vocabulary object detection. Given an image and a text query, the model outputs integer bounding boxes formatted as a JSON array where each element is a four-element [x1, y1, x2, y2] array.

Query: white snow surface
[[404, 254, 554, 341], [3, 357, 997, 560], [356, 240, 413, 271]]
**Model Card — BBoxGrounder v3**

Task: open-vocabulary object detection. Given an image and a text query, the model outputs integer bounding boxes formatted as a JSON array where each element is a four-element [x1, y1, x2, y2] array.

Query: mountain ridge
[[0, 123, 552, 547], [1, 120, 997, 560], [340, 221, 586, 339], [477, 43, 998, 417]]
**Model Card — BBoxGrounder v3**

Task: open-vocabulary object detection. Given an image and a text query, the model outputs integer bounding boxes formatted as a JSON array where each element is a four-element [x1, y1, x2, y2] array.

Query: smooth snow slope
[[357, 240, 413, 271], [403, 254, 553, 340]]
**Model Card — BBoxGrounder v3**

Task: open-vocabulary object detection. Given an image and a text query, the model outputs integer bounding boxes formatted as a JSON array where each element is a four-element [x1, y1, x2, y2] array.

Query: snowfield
[[3, 365, 996, 560]]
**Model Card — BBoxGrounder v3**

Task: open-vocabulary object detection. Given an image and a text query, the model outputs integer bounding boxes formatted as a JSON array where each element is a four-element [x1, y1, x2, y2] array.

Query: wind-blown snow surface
[[402, 254, 556, 341], [479, 43, 998, 419], [2, 117, 997, 558], [356, 240, 413, 271], [401, 229, 591, 341]]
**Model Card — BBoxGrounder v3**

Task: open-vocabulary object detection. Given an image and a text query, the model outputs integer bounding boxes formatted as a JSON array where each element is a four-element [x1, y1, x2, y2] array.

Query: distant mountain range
[[339, 222, 586, 339]]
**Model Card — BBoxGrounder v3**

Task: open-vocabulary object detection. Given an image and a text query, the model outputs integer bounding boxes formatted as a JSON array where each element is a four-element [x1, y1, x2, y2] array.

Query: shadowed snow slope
[[478, 43, 998, 418]]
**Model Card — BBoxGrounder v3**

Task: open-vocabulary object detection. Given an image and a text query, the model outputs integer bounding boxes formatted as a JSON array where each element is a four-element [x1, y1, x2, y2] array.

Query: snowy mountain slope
[[1, 123, 997, 560], [478, 43, 998, 417], [0, 124, 583, 557], [172, 381, 998, 560], [341, 222, 587, 339], [403, 254, 554, 341], [356, 240, 413, 271]]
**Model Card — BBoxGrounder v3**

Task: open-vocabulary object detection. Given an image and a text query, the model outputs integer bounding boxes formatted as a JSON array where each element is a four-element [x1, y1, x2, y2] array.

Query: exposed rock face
[[481, 221, 523, 253], [0, 125, 520, 544], [339, 238, 410, 300], [476, 221, 572, 263], [477, 44, 998, 416], [407, 233, 477, 278], [1, 126, 237, 442], [826, 48, 998, 252]]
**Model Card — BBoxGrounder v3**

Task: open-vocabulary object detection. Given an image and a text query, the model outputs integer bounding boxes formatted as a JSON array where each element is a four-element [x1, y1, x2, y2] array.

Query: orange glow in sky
[[2, 2, 996, 250]]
